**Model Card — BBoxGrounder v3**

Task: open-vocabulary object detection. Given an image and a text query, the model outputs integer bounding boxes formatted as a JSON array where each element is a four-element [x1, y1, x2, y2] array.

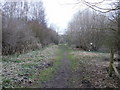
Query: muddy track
[[43, 51, 71, 88]]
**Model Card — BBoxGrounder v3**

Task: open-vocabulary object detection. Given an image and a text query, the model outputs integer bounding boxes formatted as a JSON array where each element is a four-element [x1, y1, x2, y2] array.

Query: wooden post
[[112, 64, 120, 79], [109, 48, 114, 77]]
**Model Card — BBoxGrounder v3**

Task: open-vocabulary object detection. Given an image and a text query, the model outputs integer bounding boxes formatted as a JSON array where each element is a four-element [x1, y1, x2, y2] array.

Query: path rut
[[43, 51, 71, 88]]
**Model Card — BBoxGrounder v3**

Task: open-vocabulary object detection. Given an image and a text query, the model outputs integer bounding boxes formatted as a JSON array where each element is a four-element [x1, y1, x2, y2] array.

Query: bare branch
[[75, 0, 120, 13]]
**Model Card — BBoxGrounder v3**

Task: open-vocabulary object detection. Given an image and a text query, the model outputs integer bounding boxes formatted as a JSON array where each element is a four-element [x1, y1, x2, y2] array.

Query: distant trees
[[66, 9, 107, 51], [29, 20, 58, 46], [1, 1, 59, 55]]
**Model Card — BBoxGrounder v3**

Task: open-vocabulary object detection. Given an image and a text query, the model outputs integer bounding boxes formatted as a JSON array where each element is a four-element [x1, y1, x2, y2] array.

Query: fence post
[[109, 48, 114, 77]]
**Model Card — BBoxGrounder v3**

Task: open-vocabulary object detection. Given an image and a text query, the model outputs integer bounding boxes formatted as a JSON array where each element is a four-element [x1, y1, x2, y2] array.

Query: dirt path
[[43, 51, 71, 88]]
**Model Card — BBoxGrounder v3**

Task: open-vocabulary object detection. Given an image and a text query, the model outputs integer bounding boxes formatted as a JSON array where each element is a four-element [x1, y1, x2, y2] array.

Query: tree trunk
[[109, 48, 114, 77], [118, 50, 120, 69], [117, 3, 120, 69]]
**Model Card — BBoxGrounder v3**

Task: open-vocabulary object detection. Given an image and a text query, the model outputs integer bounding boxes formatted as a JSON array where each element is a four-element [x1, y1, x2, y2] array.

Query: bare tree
[[67, 0, 120, 78], [66, 9, 107, 51], [1, 1, 59, 55]]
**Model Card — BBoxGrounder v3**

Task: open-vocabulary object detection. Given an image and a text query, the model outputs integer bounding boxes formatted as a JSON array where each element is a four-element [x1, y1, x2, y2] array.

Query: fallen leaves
[[70, 50, 119, 88]]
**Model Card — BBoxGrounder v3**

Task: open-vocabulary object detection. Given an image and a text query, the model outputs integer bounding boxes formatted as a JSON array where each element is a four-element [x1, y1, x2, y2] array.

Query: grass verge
[[67, 47, 79, 71]]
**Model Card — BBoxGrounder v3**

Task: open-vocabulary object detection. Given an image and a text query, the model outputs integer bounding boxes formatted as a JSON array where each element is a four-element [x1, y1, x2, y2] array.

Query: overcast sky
[[42, 0, 114, 34], [43, 0, 80, 34]]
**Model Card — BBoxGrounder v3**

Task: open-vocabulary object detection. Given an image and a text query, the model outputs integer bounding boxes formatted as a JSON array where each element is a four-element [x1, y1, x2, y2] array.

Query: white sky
[[42, 0, 115, 34], [43, 0, 81, 34]]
